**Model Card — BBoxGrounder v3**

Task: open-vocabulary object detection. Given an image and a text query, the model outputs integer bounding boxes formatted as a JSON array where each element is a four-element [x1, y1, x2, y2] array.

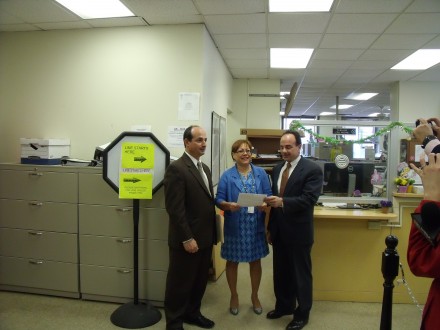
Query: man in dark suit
[[264, 130, 323, 330], [163, 125, 217, 330]]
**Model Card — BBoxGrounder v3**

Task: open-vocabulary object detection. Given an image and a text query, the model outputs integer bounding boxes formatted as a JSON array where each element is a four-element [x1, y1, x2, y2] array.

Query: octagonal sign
[[103, 131, 170, 198]]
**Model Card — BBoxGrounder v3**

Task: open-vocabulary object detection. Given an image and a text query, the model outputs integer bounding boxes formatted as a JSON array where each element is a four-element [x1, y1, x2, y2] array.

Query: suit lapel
[[183, 153, 212, 197], [284, 158, 304, 194]]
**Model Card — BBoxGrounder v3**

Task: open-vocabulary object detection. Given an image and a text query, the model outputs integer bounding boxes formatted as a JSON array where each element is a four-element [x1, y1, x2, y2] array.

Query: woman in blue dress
[[215, 139, 272, 316]]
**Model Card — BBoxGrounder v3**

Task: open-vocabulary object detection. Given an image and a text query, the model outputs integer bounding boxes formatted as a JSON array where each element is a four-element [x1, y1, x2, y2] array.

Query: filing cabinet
[[78, 169, 168, 305], [0, 164, 79, 297]]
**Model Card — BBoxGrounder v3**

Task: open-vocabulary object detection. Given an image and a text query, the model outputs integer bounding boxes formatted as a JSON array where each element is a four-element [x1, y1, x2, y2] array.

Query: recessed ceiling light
[[391, 49, 440, 70], [270, 48, 313, 69], [55, 0, 134, 19], [345, 93, 378, 101], [269, 0, 334, 12], [330, 104, 352, 110], [320, 112, 336, 116], [368, 113, 380, 117]]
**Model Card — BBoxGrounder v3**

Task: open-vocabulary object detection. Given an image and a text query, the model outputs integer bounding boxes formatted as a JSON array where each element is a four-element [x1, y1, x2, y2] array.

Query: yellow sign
[[119, 142, 155, 199], [121, 143, 154, 168], [119, 173, 153, 199]]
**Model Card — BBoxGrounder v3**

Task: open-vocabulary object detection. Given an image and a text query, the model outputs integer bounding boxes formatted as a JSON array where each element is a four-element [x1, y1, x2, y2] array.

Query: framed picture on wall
[[219, 116, 227, 175], [211, 112, 220, 186]]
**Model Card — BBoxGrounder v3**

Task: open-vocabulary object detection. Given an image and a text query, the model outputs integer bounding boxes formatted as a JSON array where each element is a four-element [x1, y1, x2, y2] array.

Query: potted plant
[[379, 200, 393, 213], [407, 178, 416, 193]]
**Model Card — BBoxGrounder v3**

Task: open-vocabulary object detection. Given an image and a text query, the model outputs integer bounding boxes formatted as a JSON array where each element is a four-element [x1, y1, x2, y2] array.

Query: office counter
[[311, 198, 431, 304]]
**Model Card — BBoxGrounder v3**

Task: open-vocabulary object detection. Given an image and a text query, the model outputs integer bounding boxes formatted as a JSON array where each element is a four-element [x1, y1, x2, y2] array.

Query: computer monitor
[[322, 162, 376, 196]]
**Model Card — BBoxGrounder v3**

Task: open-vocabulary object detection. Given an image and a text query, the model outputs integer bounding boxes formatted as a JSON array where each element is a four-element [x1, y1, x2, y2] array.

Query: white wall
[[226, 78, 280, 167], [395, 81, 440, 122], [201, 27, 233, 166], [0, 25, 232, 164]]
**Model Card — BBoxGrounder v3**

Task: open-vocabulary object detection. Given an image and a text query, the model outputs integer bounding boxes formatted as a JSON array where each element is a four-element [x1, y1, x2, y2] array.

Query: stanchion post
[[380, 235, 399, 330]]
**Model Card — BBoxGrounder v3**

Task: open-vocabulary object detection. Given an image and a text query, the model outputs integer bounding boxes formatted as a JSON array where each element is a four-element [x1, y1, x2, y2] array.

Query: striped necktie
[[197, 161, 211, 195], [279, 162, 291, 197]]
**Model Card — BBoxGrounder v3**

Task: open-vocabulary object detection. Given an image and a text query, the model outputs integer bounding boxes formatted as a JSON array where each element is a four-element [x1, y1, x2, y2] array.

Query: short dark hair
[[231, 139, 253, 153], [281, 130, 302, 146], [183, 125, 200, 142], [230, 139, 253, 160]]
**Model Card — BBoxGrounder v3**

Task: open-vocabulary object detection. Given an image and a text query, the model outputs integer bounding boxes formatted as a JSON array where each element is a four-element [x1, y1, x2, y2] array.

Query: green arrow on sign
[[134, 156, 146, 162], [123, 178, 141, 183]]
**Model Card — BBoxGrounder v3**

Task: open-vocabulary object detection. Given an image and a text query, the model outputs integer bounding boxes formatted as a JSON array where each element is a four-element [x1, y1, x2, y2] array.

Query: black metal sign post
[[103, 131, 170, 329]]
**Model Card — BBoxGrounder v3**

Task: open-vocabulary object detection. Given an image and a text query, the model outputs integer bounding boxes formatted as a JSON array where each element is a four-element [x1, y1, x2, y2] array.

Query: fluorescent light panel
[[345, 92, 378, 101], [269, 0, 334, 12], [330, 104, 352, 110], [55, 0, 134, 19], [391, 49, 440, 70], [320, 112, 336, 116], [270, 48, 313, 69]]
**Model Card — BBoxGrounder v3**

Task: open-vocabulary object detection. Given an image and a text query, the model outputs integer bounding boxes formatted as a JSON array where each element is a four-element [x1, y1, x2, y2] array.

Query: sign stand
[[103, 132, 170, 329]]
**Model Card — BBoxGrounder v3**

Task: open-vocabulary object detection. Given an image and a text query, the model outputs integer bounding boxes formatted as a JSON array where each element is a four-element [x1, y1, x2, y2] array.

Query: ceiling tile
[[194, 0, 265, 15], [221, 48, 267, 60], [268, 13, 330, 34], [327, 14, 397, 34], [88, 17, 148, 28], [320, 34, 378, 49], [386, 13, 440, 34], [0, 0, 79, 23], [213, 34, 266, 48], [35, 21, 92, 30], [268, 34, 322, 48], [371, 33, 437, 49], [204, 14, 266, 34]]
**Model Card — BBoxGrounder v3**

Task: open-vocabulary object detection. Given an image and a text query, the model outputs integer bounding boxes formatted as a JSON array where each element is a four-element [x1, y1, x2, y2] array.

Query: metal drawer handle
[[116, 208, 132, 212], [28, 172, 43, 176], [117, 269, 132, 274], [29, 201, 43, 206], [29, 260, 43, 265], [28, 231, 43, 236], [116, 239, 132, 244]]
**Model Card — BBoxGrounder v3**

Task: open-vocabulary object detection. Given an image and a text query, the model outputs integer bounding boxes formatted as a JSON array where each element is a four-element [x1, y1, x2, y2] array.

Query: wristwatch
[[422, 135, 437, 149]]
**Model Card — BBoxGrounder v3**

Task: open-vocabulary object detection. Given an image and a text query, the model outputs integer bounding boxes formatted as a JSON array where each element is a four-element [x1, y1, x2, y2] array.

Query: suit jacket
[[268, 157, 323, 246], [407, 200, 440, 330], [164, 153, 216, 249]]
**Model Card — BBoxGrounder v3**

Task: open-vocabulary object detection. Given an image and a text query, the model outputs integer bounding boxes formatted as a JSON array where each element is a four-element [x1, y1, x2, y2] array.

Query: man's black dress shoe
[[286, 319, 308, 330], [266, 310, 293, 319], [183, 315, 215, 329]]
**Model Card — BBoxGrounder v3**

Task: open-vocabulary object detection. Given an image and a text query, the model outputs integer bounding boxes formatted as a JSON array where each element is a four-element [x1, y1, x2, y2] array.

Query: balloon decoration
[[289, 120, 413, 145]]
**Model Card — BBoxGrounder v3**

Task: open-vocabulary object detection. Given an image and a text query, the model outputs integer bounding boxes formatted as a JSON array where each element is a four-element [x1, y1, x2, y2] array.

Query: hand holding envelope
[[237, 193, 267, 207]]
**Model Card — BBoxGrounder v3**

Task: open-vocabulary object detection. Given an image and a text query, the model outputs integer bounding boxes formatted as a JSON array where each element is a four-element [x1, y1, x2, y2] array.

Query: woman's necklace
[[237, 165, 251, 176], [236, 165, 256, 193]]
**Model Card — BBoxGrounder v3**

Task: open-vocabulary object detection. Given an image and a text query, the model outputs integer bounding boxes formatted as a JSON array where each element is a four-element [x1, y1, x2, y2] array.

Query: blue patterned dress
[[221, 172, 269, 262]]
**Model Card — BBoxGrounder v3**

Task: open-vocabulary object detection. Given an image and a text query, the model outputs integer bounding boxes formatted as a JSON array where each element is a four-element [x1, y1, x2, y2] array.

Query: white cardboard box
[[20, 138, 70, 159]]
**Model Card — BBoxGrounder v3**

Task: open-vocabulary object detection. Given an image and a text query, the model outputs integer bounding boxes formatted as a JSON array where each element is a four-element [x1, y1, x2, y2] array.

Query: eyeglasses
[[235, 149, 252, 155]]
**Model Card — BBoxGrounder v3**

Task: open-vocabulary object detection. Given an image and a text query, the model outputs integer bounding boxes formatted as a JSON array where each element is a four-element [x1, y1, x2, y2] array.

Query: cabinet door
[[0, 228, 77, 262], [79, 205, 169, 239], [0, 256, 78, 292], [79, 235, 168, 270], [79, 204, 134, 237], [79, 173, 132, 206], [80, 265, 166, 302], [0, 169, 77, 203], [0, 199, 77, 233]]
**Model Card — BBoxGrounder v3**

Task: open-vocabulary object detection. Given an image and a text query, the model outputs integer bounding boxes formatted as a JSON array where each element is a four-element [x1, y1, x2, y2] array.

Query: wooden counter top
[[314, 206, 398, 221]]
